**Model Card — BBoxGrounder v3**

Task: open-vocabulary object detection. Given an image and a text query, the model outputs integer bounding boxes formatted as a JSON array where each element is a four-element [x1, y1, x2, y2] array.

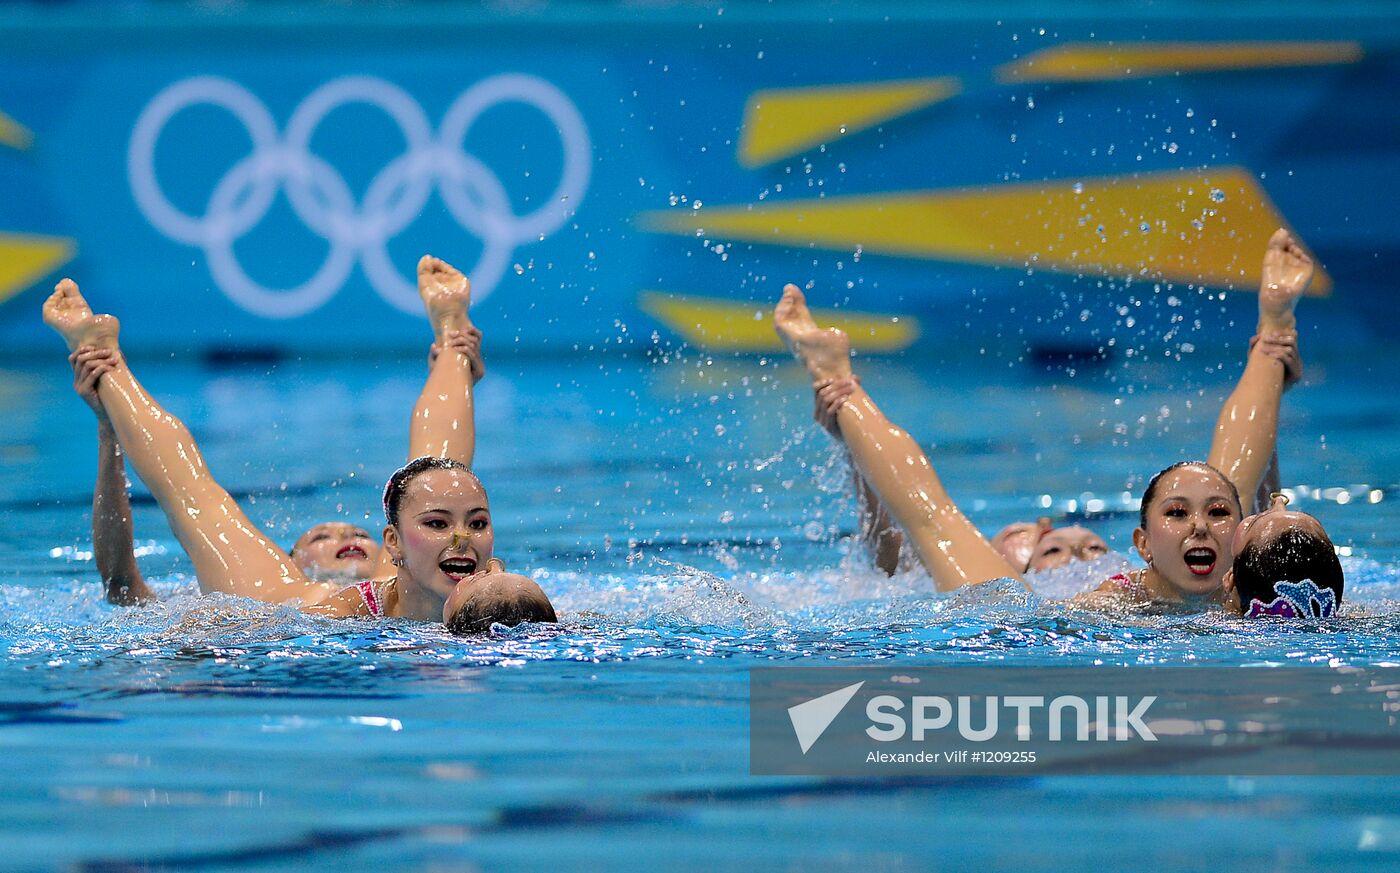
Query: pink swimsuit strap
[[357, 579, 385, 617], [1107, 572, 1148, 598]]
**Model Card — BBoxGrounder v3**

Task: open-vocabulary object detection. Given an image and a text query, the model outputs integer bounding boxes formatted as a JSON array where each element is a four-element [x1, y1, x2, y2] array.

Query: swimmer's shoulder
[[1072, 570, 1150, 610], [301, 577, 389, 618]]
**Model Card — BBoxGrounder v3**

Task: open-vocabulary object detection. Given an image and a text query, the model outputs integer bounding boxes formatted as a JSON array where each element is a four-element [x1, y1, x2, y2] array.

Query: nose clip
[[1270, 491, 1291, 508], [451, 531, 465, 549]]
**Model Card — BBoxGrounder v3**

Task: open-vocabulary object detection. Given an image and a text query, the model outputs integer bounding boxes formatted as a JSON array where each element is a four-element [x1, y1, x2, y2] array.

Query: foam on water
[[6, 548, 1399, 675]]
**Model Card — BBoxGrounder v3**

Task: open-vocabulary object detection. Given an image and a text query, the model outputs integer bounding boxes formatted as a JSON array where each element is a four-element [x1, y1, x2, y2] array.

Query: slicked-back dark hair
[[446, 584, 558, 634], [1139, 461, 1242, 528], [1234, 526, 1344, 616], [382, 456, 482, 528]]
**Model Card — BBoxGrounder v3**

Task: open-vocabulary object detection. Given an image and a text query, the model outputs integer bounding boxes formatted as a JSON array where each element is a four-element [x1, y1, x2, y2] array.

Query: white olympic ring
[[127, 74, 591, 318]]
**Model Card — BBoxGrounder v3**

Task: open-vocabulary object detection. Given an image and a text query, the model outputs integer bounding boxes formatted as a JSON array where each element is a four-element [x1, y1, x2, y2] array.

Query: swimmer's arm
[[817, 379, 903, 575], [300, 582, 374, 618], [92, 410, 155, 606], [855, 471, 903, 576], [1070, 577, 1147, 611]]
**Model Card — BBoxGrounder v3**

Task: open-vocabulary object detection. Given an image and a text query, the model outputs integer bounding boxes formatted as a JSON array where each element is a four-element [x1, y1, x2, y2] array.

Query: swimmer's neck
[[383, 575, 446, 621], [1140, 567, 1228, 609]]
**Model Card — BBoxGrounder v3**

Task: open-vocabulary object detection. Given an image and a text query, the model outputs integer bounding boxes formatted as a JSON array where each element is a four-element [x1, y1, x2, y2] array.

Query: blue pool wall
[[1, 3, 1398, 356]]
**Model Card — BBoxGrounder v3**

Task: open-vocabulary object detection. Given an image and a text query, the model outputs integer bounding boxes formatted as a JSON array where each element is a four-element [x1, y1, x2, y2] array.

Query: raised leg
[[44, 280, 315, 602], [1207, 229, 1311, 503], [409, 256, 480, 463], [366, 256, 485, 580], [776, 284, 1023, 592]]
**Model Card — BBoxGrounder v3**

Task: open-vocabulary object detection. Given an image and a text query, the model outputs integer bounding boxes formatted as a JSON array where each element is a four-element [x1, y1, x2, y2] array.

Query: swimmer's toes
[[773, 284, 817, 338], [43, 279, 116, 349]]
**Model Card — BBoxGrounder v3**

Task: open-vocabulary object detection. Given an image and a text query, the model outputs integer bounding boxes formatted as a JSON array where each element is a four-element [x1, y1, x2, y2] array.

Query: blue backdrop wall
[[1, 3, 1398, 356]]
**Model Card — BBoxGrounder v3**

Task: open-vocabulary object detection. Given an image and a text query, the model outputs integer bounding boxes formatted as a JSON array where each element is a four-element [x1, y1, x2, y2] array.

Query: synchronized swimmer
[[776, 228, 1343, 619], [49, 230, 1346, 630], [47, 256, 555, 633]]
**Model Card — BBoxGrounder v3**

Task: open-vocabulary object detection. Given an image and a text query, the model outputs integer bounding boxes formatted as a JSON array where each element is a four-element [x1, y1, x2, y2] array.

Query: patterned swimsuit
[[356, 579, 387, 617]]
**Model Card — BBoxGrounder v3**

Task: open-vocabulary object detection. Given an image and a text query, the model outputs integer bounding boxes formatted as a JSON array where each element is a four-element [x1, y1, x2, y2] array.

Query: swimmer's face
[[291, 522, 379, 580], [384, 468, 494, 602], [992, 521, 1047, 572], [1029, 526, 1109, 571], [1134, 466, 1241, 597], [1231, 494, 1329, 558]]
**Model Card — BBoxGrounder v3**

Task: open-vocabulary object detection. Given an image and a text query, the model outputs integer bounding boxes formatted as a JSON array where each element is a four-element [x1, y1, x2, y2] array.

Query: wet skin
[[383, 467, 496, 618], [1230, 494, 1331, 558], [1029, 526, 1110, 571], [1134, 465, 1242, 600], [291, 523, 380, 581]]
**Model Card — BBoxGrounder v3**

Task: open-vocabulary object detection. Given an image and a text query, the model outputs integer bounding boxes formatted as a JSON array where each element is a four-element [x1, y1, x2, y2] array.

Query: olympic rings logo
[[127, 74, 591, 318]]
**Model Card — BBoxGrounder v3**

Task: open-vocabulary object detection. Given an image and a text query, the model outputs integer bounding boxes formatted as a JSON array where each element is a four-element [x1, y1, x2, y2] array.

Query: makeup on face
[[1142, 467, 1241, 596], [394, 470, 496, 599], [291, 522, 379, 579]]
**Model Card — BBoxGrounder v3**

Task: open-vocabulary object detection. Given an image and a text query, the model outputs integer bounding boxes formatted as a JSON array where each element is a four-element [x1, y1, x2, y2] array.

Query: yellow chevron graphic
[[640, 167, 1331, 296], [738, 76, 961, 169], [997, 41, 1362, 83], [640, 291, 920, 352], [0, 109, 33, 150], [0, 233, 76, 305]]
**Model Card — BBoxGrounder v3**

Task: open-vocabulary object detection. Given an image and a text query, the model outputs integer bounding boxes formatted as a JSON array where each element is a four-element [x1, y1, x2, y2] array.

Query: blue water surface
[[2, 340, 1399, 871]]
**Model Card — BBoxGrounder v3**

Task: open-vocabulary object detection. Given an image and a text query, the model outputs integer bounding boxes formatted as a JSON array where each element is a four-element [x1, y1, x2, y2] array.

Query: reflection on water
[[2, 352, 1399, 868]]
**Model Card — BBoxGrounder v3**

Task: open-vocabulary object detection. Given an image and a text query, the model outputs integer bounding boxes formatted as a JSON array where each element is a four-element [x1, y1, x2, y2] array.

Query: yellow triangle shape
[[0, 233, 76, 305], [640, 167, 1330, 296], [640, 291, 919, 352], [0, 109, 34, 150], [738, 76, 961, 169], [998, 41, 1362, 83]]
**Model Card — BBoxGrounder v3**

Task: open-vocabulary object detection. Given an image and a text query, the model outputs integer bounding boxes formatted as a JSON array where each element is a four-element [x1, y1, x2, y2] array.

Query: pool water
[[2, 340, 1400, 870]]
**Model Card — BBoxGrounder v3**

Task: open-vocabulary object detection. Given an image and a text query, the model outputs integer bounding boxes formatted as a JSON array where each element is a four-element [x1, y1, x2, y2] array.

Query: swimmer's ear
[[383, 525, 403, 565], [1132, 527, 1151, 563], [1220, 568, 1242, 613]]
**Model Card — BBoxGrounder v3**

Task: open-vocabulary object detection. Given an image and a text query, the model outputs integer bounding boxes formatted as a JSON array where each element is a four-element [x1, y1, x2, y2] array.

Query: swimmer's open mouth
[[336, 545, 368, 560], [1184, 548, 1217, 576], [439, 557, 477, 581]]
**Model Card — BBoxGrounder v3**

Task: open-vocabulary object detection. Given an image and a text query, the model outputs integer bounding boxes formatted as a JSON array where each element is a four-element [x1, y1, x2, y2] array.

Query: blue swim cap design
[[1245, 578, 1337, 619]]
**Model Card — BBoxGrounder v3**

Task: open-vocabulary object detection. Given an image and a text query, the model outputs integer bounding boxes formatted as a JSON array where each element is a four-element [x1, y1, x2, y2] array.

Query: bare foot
[[418, 255, 474, 343], [1258, 228, 1312, 333], [773, 284, 852, 383], [43, 279, 120, 352]]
